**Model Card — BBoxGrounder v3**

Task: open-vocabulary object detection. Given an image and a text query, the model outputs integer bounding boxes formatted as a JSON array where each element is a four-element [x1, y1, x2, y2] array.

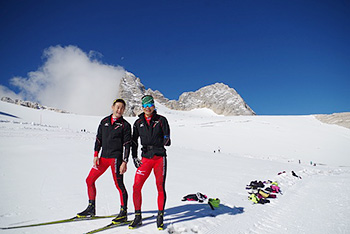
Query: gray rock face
[[117, 72, 146, 116], [162, 83, 255, 116], [119, 72, 255, 116]]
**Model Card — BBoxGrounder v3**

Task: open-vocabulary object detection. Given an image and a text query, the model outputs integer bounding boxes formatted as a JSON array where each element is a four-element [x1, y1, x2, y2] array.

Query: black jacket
[[95, 115, 131, 162], [132, 111, 171, 158]]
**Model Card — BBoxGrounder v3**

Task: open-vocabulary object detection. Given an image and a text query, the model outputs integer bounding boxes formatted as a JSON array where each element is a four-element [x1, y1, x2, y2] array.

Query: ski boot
[[77, 200, 96, 218], [112, 206, 127, 224], [157, 210, 164, 230], [129, 210, 142, 229]]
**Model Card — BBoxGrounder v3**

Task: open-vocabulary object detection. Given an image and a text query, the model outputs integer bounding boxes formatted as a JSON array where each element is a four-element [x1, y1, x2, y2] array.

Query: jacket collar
[[110, 114, 124, 124]]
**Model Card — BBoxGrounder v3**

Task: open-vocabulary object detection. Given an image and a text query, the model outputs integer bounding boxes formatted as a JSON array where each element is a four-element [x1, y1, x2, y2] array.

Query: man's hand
[[93, 157, 99, 168], [120, 161, 127, 174]]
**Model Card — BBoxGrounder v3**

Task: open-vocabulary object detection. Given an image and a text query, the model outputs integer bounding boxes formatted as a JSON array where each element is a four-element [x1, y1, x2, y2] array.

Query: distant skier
[[77, 99, 131, 224], [129, 95, 171, 230]]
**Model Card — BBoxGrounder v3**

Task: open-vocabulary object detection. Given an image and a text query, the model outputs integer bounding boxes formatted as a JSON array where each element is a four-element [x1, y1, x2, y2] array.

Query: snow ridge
[[1, 97, 69, 113]]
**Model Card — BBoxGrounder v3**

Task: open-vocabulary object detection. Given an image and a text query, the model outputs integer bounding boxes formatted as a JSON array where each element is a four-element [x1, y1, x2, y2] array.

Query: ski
[[0, 215, 116, 230], [84, 215, 155, 234]]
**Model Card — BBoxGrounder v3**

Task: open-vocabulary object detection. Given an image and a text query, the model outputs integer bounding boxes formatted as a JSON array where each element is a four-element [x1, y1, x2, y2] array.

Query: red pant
[[86, 157, 128, 207], [133, 156, 167, 211]]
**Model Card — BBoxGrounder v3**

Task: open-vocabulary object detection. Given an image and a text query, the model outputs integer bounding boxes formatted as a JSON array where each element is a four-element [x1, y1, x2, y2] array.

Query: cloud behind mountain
[[8, 45, 125, 116]]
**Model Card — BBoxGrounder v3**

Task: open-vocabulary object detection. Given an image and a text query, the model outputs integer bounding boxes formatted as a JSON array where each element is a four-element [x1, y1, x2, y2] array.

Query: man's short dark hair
[[113, 99, 126, 107]]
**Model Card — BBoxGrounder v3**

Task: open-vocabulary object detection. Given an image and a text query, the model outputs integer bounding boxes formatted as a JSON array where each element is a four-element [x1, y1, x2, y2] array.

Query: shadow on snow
[[143, 203, 244, 227], [0, 111, 19, 118]]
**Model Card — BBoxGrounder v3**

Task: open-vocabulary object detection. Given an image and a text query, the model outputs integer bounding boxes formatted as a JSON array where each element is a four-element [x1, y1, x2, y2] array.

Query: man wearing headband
[[77, 99, 131, 224], [129, 95, 171, 230]]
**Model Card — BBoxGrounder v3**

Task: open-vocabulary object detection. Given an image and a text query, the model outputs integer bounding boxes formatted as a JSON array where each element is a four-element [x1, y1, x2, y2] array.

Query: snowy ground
[[0, 100, 350, 234]]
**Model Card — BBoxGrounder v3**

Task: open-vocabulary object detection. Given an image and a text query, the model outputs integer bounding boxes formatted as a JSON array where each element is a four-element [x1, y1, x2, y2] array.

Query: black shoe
[[112, 206, 127, 224], [129, 211, 142, 229], [77, 200, 95, 218], [157, 210, 164, 230]]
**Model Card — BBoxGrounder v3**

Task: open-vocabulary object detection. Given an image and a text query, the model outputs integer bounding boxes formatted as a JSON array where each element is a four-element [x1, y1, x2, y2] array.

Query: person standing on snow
[[77, 99, 131, 224], [129, 95, 171, 230]]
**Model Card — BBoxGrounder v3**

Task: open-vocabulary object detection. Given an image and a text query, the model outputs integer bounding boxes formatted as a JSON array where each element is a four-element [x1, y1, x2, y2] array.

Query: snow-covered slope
[[0, 101, 349, 234]]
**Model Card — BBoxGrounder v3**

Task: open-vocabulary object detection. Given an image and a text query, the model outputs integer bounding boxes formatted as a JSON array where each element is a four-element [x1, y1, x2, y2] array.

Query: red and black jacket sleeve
[[160, 115, 171, 146], [131, 119, 140, 159], [94, 118, 104, 154], [122, 119, 131, 162]]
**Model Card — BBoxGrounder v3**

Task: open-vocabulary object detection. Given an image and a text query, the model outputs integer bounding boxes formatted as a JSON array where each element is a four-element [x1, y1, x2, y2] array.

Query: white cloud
[[10, 45, 125, 115], [0, 85, 22, 100]]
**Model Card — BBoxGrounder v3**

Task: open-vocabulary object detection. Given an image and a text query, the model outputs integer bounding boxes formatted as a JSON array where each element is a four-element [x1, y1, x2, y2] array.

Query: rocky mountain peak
[[118, 72, 255, 116], [117, 72, 146, 116]]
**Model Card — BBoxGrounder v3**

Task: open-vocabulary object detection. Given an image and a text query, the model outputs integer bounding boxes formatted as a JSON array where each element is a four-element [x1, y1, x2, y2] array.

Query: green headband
[[142, 95, 154, 105]]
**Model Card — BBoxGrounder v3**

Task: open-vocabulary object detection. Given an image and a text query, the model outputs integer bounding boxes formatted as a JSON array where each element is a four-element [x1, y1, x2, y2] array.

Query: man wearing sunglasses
[[129, 95, 171, 230]]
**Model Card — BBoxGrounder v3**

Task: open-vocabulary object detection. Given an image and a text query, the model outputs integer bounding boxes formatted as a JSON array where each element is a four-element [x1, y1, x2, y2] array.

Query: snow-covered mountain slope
[[0, 101, 349, 234], [315, 112, 350, 129]]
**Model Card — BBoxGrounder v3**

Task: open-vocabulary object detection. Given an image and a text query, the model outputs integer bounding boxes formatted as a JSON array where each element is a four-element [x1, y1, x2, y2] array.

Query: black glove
[[132, 157, 142, 168]]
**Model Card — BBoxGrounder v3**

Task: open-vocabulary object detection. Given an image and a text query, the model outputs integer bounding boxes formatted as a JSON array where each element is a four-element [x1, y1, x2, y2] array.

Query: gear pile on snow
[[182, 192, 221, 210], [182, 192, 208, 203], [246, 180, 282, 204]]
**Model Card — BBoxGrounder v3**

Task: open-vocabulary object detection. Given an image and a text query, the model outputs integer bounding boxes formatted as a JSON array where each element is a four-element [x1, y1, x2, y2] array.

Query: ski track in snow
[[251, 172, 350, 234], [164, 169, 350, 234]]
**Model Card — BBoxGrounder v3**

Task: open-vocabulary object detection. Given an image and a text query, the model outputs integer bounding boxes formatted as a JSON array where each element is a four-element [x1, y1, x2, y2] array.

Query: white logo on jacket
[[136, 170, 145, 176], [114, 123, 122, 129]]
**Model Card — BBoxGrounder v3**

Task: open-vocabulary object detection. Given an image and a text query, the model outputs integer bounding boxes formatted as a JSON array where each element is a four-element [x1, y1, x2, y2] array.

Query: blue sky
[[0, 0, 349, 115]]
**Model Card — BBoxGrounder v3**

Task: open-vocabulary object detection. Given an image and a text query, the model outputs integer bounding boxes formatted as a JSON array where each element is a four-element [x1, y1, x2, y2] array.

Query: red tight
[[85, 157, 128, 207], [133, 156, 167, 211]]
